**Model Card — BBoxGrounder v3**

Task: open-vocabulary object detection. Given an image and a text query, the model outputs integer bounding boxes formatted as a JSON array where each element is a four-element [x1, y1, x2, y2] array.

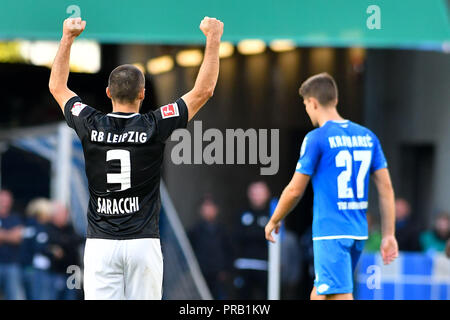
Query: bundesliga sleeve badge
[[71, 102, 87, 116], [160, 103, 179, 119]]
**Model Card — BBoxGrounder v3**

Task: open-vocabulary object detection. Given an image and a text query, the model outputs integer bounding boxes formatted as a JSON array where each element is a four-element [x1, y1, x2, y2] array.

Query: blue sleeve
[[370, 134, 388, 173], [295, 130, 321, 176]]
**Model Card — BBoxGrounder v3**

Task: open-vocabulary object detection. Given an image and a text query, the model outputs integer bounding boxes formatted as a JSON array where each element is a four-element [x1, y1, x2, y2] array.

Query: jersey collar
[[107, 112, 140, 119], [322, 119, 349, 127]]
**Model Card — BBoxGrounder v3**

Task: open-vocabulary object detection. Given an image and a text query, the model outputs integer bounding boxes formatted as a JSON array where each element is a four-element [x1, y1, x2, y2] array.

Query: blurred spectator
[[188, 196, 233, 299], [233, 181, 271, 299], [0, 189, 25, 300], [47, 202, 84, 300], [280, 227, 301, 300], [446, 239, 450, 258], [395, 198, 421, 251], [26, 198, 54, 300], [420, 212, 450, 253], [19, 198, 43, 299], [364, 212, 382, 252]]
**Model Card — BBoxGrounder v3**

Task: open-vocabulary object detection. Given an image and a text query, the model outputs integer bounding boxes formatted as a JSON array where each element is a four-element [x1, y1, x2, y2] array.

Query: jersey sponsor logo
[[71, 102, 87, 116], [160, 103, 179, 119], [317, 284, 330, 294]]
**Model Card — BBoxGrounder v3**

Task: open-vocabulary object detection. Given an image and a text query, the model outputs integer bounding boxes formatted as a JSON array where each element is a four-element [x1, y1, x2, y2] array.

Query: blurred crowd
[[0, 190, 84, 300], [188, 181, 314, 300], [188, 182, 450, 300], [366, 198, 450, 255], [2, 182, 449, 300]]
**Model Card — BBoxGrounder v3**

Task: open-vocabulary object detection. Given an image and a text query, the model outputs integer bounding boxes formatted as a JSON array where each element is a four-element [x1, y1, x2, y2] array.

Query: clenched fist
[[199, 17, 223, 39], [63, 17, 86, 39]]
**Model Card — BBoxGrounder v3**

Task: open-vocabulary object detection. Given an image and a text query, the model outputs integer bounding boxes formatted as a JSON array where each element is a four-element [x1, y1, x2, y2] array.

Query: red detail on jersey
[[161, 103, 179, 119]]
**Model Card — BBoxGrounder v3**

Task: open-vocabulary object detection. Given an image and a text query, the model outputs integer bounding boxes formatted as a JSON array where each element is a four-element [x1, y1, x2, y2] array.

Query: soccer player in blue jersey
[[265, 73, 398, 300]]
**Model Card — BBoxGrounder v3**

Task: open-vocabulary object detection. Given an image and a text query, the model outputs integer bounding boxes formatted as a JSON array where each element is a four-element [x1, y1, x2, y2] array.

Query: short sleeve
[[64, 96, 99, 138], [370, 134, 388, 173], [152, 98, 189, 141], [295, 130, 321, 176]]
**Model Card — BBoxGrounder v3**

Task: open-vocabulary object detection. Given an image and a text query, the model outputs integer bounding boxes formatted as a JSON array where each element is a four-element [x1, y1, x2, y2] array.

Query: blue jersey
[[296, 120, 387, 240]]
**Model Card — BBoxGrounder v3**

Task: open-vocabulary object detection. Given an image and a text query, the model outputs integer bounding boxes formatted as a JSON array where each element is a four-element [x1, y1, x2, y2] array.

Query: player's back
[[296, 120, 387, 240], [64, 96, 188, 239]]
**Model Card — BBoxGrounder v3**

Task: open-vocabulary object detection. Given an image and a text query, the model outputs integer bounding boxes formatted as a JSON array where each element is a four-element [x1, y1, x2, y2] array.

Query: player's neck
[[111, 101, 140, 114], [317, 108, 344, 127]]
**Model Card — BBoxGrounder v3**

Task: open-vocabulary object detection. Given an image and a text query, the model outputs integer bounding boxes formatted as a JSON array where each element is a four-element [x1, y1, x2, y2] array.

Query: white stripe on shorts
[[312, 235, 369, 241]]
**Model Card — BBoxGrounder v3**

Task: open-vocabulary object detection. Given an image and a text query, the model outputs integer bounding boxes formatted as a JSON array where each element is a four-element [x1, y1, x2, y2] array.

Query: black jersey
[[64, 96, 188, 239]]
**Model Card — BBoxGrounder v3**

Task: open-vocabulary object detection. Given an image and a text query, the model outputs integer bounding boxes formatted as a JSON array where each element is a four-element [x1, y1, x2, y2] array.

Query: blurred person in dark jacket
[[395, 198, 421, 251], [420, 212, 450, 254], [233, 181, 271, 299], [188, 196, 233, 299], [0, 189, 25, 300], [26, 198, 54, 300], [47, 202, 84, 300], [19, 198, 45, 299]]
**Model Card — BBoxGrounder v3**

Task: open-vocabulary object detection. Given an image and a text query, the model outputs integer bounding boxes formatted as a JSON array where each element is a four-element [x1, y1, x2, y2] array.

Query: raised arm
[[372, 168, 398, 265], [49, 17, 86, 112], [182, 17, 223, 121], [265, 172, 310, 243]]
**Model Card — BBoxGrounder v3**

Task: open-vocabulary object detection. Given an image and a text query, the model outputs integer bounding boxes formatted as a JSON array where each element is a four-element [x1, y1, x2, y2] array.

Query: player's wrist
[[61, 34, 76, 43], [381, 233, 395, 240], [269, 217, 280, 226], [206, 33, 222, 43]]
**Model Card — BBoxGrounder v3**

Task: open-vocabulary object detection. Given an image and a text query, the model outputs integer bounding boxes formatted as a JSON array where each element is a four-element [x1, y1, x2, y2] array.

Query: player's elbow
[[285, 184, 303, 198], [200, 88, 214, 101], [206, 88, 214, 99], [48, 81, 60, 96], [49, 82, 68, 99], [194, 86, 214, 101]]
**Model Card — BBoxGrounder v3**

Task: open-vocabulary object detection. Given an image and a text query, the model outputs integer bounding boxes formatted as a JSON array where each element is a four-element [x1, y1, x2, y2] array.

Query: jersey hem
[[86, 233, 160, 240], [312, 235, 368, 241]]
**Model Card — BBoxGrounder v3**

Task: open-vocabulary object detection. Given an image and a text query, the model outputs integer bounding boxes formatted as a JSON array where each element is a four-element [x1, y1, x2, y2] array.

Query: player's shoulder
[[305, 123, 335, 145], [349, 121, 380, 139], [299, 127, 324, 155], [301, 127, 323, 148], [152, 98, 187, 120], [65, 96, 103, 118], [305, 126, 323, 139]]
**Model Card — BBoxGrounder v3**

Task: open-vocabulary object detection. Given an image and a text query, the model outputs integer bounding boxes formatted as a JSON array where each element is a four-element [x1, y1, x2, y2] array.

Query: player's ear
[[106, 87, 112, 99], [138, 88, 145, 100], [312, 97, 320, 110]]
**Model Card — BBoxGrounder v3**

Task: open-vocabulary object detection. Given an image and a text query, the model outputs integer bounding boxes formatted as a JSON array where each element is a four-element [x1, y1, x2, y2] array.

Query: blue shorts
[[313, 238, 365, 295]]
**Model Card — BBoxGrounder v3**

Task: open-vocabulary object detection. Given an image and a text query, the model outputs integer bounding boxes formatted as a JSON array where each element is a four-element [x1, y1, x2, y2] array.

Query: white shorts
[[83, 238, 163, 300]]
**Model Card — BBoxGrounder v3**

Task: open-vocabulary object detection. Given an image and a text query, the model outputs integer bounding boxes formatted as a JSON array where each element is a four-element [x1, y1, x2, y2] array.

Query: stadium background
[[0, 0, 449, 300]]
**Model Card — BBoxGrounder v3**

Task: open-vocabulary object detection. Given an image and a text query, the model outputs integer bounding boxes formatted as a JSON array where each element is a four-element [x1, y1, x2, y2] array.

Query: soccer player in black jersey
[[49, 16, 223, 299]]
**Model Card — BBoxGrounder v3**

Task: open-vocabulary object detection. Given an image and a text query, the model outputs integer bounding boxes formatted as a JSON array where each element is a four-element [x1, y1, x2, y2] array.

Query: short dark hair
[[108, 64, 145, 103], [299, 72, 338, 106]]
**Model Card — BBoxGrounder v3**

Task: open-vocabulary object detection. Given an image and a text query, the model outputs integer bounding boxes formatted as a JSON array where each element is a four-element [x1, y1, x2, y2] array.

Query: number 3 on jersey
[[336, 150, 371, 199], [106, 150, 131, 192]]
